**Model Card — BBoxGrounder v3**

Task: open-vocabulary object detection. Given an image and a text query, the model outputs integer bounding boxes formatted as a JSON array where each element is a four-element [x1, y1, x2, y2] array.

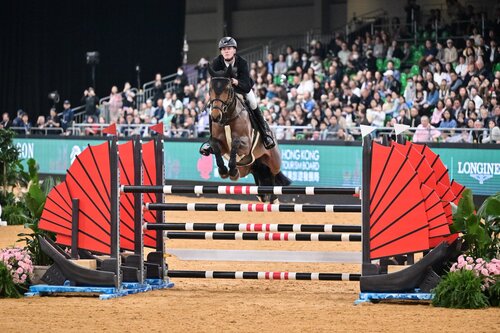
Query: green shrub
[[0, 261, 21, 298], [486, 280, 500, 307], [432, 269, 489, 309]]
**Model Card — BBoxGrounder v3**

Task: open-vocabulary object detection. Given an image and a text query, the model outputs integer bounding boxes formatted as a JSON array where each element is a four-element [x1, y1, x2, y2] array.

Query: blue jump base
[[25, 279, 174, 300], [355, 292, 434, 304]]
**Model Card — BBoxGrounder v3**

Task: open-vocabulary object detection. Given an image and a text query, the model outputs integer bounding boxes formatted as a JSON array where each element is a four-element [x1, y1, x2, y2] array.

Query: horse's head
[[208, 65, 235, 124]]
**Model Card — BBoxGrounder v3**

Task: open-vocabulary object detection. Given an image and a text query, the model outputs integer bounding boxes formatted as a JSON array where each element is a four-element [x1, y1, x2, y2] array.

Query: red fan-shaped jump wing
[[369, 142, 429, 259], [141, 140, 159, 248], [450, 180, 466, 205], [420, 184, 450, 239]]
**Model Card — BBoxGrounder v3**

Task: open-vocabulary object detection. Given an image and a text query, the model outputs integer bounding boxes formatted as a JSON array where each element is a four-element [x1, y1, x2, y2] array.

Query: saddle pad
[[223, 125, 260, 166]]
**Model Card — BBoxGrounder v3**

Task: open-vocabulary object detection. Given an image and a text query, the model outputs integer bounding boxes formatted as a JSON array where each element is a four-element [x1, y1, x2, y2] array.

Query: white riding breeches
[[246, 89, 257, 110]]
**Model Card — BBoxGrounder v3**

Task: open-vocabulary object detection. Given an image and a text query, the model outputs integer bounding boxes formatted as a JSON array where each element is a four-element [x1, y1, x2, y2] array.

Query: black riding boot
[[199, 117, 213, 156], [250, 107, 276, 149]]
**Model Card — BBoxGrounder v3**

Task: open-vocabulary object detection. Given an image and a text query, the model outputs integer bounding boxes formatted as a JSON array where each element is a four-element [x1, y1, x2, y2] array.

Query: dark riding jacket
[[211, 55, 253, 95]]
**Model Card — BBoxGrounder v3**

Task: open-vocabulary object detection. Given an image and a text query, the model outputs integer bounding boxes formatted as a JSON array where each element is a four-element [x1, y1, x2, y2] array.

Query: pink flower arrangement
[[450, 255, 500, 290], [0, 247, 34, 285]]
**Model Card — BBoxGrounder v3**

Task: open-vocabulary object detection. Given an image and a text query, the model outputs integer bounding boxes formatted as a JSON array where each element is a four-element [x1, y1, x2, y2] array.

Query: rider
[[199, 36, 276, 156]]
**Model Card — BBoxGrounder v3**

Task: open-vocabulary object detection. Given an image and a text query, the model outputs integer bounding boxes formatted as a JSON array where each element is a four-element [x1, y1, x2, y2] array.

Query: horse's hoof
[[271, 197, 280, 204], [229, 170, 240, 181], [256, 194, 267, 203], [219, 166, 229, 178]]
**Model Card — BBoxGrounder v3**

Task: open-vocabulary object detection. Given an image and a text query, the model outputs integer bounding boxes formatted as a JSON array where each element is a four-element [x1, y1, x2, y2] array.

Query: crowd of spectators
[[3, 6, 500, 144]]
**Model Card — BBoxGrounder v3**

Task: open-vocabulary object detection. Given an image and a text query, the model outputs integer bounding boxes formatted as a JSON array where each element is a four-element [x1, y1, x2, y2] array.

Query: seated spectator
[[468, 119, 486, 143], [430, 100, 446, 126], [84, 115, 100, 136], [1, 112, 11, 129], [396, 108, 411, 125], [19, 113, 32, 134], [482, 119, 500, 143], [373, 36, 385, 59], [296, 73, 314, 96], [31, 115, 46, 135], [409, 106, 421, 127], [439, 109, 457, 128], [423, 40, 438, 63], [45, 107, 61, 133], [443, 39, 458, 64], [422, 81, 439, 116], [449, 71, 463, 93], [383, 70, 401, 94], [274, 54, 288, 76], [366, 99, 385, 127], [455, 55, 468, 78], [413, 115, 441, 142], [386, 60, 401, 81], [333, 127, 354, 141], [12, 109, 24, 128], [337, 42, 351, 66]]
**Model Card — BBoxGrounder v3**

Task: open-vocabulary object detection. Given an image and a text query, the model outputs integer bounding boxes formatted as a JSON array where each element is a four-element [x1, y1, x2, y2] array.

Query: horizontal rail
[[123, 185, 360, 195], [164, 232, 361, 242], [145, 203, 362, 213], [166, 270, 361, 281], [147, 222, 361, 233], [167, 249, 362, 263]]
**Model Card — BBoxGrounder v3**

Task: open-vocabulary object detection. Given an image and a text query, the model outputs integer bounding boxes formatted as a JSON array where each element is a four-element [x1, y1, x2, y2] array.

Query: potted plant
[[17, 163, 56, 284], [432, 190, 500, 308], [0, 129, 31, 225], [0, 247, 34, 298]]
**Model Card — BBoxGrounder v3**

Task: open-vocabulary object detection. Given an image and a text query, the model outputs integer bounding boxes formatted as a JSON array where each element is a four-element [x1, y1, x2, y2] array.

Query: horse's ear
[[208, 65, 217, 78]]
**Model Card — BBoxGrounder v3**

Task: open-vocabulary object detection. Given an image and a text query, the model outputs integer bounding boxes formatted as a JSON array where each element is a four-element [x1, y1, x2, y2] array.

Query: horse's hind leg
[[250, 161, 267, 202], [228, 138, 240, 181], [211, 140, 229, 178]]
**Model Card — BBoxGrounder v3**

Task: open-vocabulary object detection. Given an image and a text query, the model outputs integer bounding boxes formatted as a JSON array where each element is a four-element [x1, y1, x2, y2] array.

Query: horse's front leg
[[228, 138, 240, 181], [210, 139, 229, 178]]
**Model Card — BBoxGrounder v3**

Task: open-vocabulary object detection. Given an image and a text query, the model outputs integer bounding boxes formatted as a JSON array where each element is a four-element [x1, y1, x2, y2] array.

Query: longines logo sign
[[457, 162, 500, 184]]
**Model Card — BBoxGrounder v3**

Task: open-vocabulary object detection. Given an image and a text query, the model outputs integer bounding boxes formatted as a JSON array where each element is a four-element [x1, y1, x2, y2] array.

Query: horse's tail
[[275, 171, 292, 186]]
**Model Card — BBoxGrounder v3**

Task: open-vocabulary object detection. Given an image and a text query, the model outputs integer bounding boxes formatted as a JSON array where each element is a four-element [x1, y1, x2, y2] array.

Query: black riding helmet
[[218, 37, 237, 49]]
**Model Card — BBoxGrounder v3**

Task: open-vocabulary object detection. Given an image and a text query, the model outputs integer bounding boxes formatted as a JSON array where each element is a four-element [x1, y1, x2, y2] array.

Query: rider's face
[[220, 47, 236, 61]]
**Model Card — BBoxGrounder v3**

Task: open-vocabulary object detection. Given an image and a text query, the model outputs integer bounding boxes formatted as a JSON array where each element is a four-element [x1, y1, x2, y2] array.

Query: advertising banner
[[14, 138, 499, 196]]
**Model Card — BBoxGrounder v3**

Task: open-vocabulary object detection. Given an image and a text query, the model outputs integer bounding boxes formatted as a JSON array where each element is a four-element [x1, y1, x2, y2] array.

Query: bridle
[[209, 77, 237, 125]]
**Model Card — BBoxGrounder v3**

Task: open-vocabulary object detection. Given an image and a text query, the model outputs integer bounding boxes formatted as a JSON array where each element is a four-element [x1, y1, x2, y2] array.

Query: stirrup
[[199, 142, 213, 156]]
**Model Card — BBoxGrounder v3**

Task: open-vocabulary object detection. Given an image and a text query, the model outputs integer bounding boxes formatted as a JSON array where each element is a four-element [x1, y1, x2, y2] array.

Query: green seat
[[400, 72, 407, 84], [494, 63, 500, 73], [412, 50, 423, 62], [441, 31, 449, 39], [430, 31, 437, 40], [295, 133, 306, 140], [392, 58, 401, 69], [274, 75, 282, 85], [422, 31, 430, 40], [410, 64, 420, 76], [376, 58, 385, 71]]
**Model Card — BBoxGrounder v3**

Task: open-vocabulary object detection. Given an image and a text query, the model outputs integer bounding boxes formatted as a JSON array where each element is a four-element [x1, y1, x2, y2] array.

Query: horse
[[207, 65, 291, 203]]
